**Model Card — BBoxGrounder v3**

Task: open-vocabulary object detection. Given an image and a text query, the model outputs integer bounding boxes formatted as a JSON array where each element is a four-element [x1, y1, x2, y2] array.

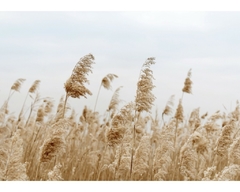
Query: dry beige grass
[[1, 55, 240, 181]]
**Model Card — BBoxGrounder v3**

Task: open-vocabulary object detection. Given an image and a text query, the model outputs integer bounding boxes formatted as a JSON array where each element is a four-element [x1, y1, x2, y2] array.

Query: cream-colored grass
[[0, 55, 240, 181]]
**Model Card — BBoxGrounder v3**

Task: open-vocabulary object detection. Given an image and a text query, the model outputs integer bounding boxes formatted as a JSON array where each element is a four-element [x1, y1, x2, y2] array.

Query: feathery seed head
[[108, 86, 123, 113], [189, 107, 201, 129], [39, 119, 70, 163], [175, 99, 184, 122], [182, 69, 192, 94], [29, 80, 41, 94], [201, 112, 208, 119], [133, 135, 151, 179], [101, 73, 118, 90], [40, 137, 65, 163], [180, 145, 198, 181], [55, 96, 70, 122], [11, 78, 26, 92], [162, 95, 175, 117], [135, 57, 156, 113], [106, 127, 125, 146], [228, 137, 240, 164], [36, 104, 45, 123], [4, 129, 29, 181], [190, 132, 208, 155], [64, 53, 95, 99], [215, 120, 234, 157], [44, 98, 54, 114], [64, 77, 92, 99], [82, 105, 88, 121]]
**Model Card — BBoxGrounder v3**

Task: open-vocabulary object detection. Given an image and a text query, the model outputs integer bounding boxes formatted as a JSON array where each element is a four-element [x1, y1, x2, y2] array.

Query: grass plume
[[63, 54, 95, 117]]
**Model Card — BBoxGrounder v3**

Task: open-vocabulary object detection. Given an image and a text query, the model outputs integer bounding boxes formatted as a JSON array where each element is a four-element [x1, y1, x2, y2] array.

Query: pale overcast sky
[[1, 11, 240, 119]]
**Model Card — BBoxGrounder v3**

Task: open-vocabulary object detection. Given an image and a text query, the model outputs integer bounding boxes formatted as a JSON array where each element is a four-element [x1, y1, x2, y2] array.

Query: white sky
[[1, 1, 240, 120]]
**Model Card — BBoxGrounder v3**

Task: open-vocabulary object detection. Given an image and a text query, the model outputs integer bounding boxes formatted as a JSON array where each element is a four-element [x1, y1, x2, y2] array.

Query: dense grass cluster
[[0, 54, 240, 181]]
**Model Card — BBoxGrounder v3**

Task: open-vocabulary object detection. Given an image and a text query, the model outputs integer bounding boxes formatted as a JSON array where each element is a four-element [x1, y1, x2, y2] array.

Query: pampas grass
[[162, 95, 175, 122], [1, 129, 28, 181], [132, 135, 150, 180], [108, 86, 123, 112], [39, 119, 69, 163], [182, 69, 192, 98], [135, 57, 156, 114], [10, 78, 26, 93], [130, 57, 156, 177], [63, 54, 95, 117], [2, 55, 240, 181]]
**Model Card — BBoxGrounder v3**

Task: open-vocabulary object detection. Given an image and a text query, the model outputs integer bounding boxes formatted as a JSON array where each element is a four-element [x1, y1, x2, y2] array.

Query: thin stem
[[181, 92, 184, 102], [162, 113, 165, 125], [174, 120, 179, 148], [1, 90, 14, 111], [172, 119, 179, 180], [130, 124, 135, 180], [7, 90, 16, 103], [35, 162, 41, 180], [18, 92, 29, 122], [25, 105, 33, 127], [62, 94, 69, 118], [7, 90, 12, 101], [130, 64, 144, 179], [94, 83, 102, 112], [130, 111, 140, 180]]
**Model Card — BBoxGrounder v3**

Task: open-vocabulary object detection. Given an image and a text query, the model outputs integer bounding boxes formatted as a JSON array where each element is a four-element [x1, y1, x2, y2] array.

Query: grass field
[[0, 54, 240, 181]]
